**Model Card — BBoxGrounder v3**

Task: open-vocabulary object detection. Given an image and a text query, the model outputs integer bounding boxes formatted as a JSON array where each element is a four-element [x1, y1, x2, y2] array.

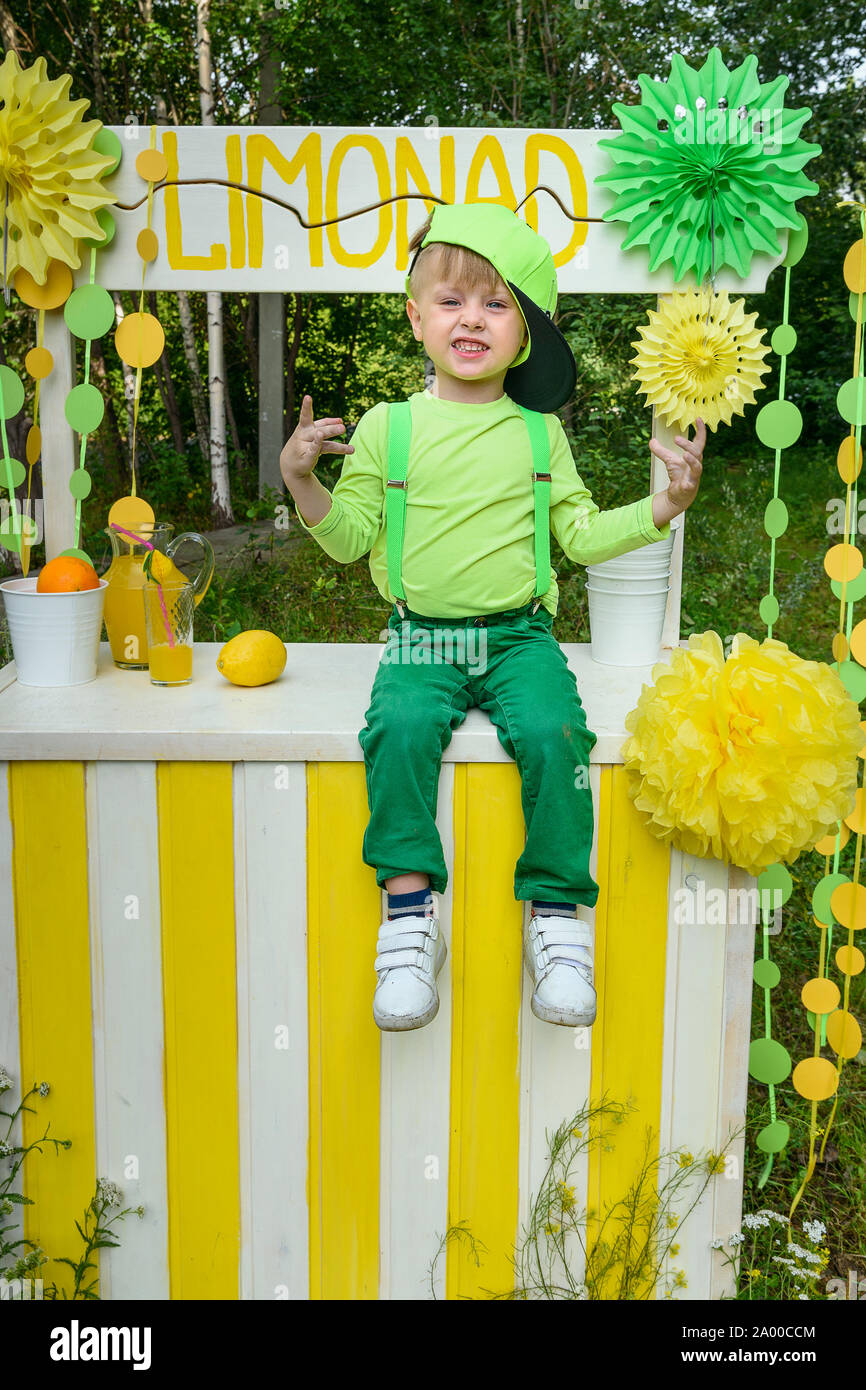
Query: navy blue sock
[[531, 899, 577, 917], [388, 887, 433, 920]]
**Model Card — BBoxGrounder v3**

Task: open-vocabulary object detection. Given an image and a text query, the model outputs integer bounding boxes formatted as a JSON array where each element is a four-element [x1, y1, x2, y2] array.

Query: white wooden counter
[[1, 634, 751, 1303], [0, 640, 676, 763]]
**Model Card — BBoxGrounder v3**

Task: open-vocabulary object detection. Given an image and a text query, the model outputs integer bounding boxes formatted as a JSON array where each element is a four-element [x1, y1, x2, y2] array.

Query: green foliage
[[0, 1070, 142, 1300], [427, 1096, 738, 1299]]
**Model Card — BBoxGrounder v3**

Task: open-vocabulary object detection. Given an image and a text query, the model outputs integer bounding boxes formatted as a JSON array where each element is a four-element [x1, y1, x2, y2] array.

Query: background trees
[[1, 0, 863, 530]]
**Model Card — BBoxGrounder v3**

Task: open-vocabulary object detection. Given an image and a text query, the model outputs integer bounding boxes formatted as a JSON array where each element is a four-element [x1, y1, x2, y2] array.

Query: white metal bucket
[[1, 577, 108, 686]]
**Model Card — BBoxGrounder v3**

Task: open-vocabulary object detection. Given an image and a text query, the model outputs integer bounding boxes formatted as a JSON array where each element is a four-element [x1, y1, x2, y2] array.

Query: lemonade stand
[[1, 48, 858, 1303]]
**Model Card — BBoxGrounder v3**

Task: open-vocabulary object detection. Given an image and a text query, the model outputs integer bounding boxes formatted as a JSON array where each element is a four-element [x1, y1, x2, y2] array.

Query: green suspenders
[[385, 400, 552, 613]]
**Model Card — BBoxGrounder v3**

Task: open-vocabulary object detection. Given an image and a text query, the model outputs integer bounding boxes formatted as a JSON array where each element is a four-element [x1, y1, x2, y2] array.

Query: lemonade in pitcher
[[102, 522, 214, 669]]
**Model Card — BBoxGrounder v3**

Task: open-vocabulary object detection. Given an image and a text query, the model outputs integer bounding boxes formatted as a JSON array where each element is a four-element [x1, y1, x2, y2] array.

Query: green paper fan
[[595, 47, 821, 283]]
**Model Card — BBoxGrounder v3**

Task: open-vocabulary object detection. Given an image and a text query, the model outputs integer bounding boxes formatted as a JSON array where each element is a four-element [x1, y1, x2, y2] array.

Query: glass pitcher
[[102, 522, 215, 670]]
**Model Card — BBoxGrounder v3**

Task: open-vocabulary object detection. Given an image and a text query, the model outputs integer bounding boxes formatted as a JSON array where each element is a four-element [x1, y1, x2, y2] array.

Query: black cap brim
[[505, 282, 576, 414]]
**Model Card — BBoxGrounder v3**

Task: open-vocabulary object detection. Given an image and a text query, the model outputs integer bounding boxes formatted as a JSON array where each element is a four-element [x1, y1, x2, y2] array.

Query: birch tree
[[196, 0, 233, 525]]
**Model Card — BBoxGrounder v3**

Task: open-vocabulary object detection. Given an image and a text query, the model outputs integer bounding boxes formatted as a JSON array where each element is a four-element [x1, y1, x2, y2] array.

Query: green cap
[[405, 202, 576, 413]]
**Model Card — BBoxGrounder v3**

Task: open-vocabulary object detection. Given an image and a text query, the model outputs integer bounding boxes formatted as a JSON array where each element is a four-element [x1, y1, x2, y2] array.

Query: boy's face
[[406, 257, 528, 401]]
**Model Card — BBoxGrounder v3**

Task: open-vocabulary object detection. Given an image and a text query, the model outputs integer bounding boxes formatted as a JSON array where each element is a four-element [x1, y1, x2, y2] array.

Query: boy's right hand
[[280, 394, 354, 485]]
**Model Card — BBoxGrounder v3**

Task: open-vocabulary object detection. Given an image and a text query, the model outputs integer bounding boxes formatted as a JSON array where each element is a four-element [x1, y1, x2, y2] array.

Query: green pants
[[358, 600, 600, 906]]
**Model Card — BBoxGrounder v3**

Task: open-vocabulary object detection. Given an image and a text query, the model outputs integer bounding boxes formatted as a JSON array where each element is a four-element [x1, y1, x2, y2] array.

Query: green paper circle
[[782, 217, 809, 268], [850, 291, 864, 323], [0, 365, 25, 420], [758, 862, 793, 909], [753, 958, 781, 989], [763, 497, 789, 538], [831, 569, 866, 601], [749, 1036, 792, 1085], [57, 546, 94, 565], [837, 377, 866, 427], [64, 285, 115, 340], [759, 594, 780, 625], [755, 399, 803, 450], [833, 659, 866, 702], [0, 511, 24, 553], [81, 206, 116, 251], [756, 1120, 790, 1154], [68, 468, 92, 500], [804, 1011, 830, 1046], [64, 384, 104, 435], [91, 128, 122, 176], [812, 872, 850, 925], [771, 324, 797, 357], [2, 457, 25, 488]]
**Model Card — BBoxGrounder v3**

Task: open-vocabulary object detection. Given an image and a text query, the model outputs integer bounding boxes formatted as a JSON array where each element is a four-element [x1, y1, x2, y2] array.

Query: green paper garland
[[746, 217, 807, 1187], [56, 129, 121, 563], [594, 48, 821, 284]]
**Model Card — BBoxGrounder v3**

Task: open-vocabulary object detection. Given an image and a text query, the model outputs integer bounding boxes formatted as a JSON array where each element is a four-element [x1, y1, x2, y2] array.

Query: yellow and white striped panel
[[2, 757, 751, 1300]]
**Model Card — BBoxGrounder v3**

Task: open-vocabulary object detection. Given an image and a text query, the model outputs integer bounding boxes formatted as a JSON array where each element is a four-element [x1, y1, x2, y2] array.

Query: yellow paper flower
[[621, 631, 863, 875], [0, 50, 117, 286], [630, 287, 771, 432]]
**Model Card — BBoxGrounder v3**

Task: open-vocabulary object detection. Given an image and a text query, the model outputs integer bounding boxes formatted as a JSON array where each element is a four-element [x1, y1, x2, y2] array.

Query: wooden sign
[[88, 124, 786, 293]]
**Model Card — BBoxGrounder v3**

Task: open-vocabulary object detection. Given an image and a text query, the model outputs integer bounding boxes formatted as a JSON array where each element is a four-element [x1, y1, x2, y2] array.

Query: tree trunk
[[111, 290, 138, 483], [147, 290, 186, 454], [284, 293, 307, 438], [0, 1, 19, 52], [197, 0, 232, 525], [239, 294, 259, 382], [176, 289, 210, 461], [337, 296, 363, 417], [225, 375, 242, 460], [90, 339, 126, 494]]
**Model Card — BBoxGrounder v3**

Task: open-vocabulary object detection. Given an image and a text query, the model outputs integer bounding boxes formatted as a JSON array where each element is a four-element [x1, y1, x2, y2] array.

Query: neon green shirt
[[296, 389, 671, 619]]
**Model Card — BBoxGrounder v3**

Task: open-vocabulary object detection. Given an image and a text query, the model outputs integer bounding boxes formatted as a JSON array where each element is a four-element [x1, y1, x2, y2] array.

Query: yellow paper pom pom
[[621, 632, 864, 874]]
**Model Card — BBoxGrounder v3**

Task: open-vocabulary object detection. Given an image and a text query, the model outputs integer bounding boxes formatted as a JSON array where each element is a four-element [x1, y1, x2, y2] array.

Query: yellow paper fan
[[630, 287, 772, 432], [0, 50, 117, 287]]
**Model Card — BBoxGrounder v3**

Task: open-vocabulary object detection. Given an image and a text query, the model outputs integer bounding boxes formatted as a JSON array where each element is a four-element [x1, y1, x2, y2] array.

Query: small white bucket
[[1, 577, 108, 686], [585, 536, 674, 666]]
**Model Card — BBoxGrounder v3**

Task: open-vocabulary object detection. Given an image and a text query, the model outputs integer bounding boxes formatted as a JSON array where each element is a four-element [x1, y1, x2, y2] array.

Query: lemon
[[147, 550, 187, 586], [216, 630, 287, 686]]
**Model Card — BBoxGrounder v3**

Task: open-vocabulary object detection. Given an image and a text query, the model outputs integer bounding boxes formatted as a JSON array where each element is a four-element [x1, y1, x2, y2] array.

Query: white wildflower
[[742, 1213, 770, 1229], [96, 1177, 122, 1207], [802, 1219, 826, 1245], [37, 1081, 50, 1097], [0, 1067, 12, 1093], [786, 1241, 821, 1264], [728, 1232, 745, 1246], [0, 1141, 13, 1158]]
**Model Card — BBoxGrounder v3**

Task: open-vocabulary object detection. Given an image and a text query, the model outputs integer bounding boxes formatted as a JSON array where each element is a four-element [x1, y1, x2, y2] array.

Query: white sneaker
[[523, 910, 597, 1027], [373, 893, 447, 1031]]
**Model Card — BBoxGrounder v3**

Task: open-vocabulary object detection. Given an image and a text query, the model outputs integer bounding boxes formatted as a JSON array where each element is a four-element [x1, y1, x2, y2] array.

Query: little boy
[[280, 202, 704, 1035]]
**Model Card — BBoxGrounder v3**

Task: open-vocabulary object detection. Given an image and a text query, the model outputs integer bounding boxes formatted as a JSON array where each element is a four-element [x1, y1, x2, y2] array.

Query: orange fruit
[[36, 556, 101, 592]]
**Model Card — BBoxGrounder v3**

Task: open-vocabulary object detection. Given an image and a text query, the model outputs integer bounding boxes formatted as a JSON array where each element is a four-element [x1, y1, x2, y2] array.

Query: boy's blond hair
[[407, 212, 503, 299]]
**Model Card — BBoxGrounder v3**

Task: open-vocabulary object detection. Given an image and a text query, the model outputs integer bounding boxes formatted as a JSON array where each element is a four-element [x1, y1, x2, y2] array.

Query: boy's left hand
[[649, 418, 706, 513]]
